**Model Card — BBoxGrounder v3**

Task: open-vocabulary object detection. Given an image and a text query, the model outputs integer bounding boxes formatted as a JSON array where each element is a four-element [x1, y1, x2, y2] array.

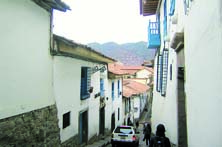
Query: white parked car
[[111, 125, 140, 147]]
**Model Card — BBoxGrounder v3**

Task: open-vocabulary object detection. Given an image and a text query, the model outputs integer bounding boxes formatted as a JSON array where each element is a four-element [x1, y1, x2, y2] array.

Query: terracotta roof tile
[[123, 79, 150, 98], [108, 63, 129, 75]]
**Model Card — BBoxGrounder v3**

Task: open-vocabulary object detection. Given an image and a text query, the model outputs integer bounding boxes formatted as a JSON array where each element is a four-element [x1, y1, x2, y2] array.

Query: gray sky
[[53, 0, 154, 44]]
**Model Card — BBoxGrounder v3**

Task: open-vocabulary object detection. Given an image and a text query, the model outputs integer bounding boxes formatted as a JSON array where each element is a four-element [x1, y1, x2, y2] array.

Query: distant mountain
[[87, 42, 156, 66]]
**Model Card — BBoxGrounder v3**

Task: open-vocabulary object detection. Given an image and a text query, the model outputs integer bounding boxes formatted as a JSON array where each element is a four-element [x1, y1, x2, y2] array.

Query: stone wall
[[0, 105, 60, 146]]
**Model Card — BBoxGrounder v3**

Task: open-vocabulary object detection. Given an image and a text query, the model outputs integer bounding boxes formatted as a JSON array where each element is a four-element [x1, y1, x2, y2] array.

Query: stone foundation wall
[[0, 105, 60, 146]]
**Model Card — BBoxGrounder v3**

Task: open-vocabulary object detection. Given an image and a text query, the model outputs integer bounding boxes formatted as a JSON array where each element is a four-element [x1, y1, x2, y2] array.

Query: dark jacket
[[149, 136, 171, 147], [149, 124, 171, 147], [143, 123, 151, 135]]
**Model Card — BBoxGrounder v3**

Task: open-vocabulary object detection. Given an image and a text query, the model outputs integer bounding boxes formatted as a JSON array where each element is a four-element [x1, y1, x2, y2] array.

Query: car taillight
[[132, 135, 136, 141]]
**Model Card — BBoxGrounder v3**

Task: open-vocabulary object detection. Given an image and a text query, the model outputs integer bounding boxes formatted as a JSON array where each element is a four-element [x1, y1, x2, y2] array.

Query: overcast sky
[[53, 0, 154, 44]]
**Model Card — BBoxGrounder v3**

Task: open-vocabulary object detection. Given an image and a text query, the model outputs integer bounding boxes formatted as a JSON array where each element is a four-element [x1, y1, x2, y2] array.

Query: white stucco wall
[[0, 0, 54, 119], [53, 56, 105, 142], [134, 96, 140, 120], [152, 48, 178, 145], [108, 78, 123, 127], [185, 1, 222, 146], [104, 76, 112, 131], [136, 69, 149, 78]]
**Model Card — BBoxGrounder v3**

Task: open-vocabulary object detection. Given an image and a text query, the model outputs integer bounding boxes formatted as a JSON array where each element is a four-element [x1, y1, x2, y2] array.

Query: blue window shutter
[[118, 80, 120, 97], [112, 81, 114, 101], [169, 0, 175, 16], [163, 0, 167, 37], [100, 79, 104, 97], [81, 67, 90, 100]]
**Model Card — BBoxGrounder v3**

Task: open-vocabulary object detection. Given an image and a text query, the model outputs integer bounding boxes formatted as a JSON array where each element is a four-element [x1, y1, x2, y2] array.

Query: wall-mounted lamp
[[89, 87, 93, 93]]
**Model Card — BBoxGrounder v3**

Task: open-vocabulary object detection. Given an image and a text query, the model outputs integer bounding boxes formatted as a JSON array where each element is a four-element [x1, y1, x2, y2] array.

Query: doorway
[[99, 107, 105, 135], [111, 113, 115, 132], [79, 110, 88, 145], [177, 48, 188, 147]]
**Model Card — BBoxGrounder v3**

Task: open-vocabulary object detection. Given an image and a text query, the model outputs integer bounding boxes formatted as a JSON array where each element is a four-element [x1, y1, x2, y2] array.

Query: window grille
[[156, 54, 162, 92], [161, 49, 169, 96]]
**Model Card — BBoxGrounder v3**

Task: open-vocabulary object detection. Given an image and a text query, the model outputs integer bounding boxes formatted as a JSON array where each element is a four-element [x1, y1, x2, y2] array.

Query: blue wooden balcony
[[147, 21, 160, 49]]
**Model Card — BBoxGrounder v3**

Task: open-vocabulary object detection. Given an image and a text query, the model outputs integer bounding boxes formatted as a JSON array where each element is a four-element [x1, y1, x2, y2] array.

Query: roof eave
[[140, 0, 160, 16], [32, 0, 71, 12], [53, 35, 116, 63]]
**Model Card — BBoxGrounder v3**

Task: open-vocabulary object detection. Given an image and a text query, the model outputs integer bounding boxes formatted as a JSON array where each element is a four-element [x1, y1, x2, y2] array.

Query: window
[[156, 49, 169, 96], [100, 79, 105, 97], [112, 81, 114, 101], [156, 54, 162, 92], [184, 0, 193, 15], [163, 0, 167, 37], [63, 112, 70, 129], [81, 67, 91, 100], [114, 126, 133, 134], [118, 80, 120, 97], [161, 49, 169, 96], [170, 64, 172, 80], [169, 0, 175, 16], [125, 99, 128, 114], [134, 107, 139, 112], [118, 108, 120, 121]]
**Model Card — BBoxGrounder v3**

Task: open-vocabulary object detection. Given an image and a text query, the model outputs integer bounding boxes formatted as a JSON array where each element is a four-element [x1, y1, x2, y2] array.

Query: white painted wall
[[133, 96, 140, 120], [185, 1, 222, 146], [53, 56, 106, 142], [141, 93, 147, 112], [104, 75, 112, 132], [169, 0, 186, 38], [151, 0, 189, 145], [136, 69, 149, 78], [0, 0, 54, 119], [152, 48, 178, 145], [108, 78, 123, 127]]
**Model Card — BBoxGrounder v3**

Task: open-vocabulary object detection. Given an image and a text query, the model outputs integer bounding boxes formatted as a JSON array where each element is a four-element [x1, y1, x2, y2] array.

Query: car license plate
[[120, 136, 126, 139]]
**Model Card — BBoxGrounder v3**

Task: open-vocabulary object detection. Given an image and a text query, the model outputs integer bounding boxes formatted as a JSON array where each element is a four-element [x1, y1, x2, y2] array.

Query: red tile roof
[[108, 62, 129, 75], [123, 79, 150, 97], [145, 67, 154, 74], [108, 63, 151, 75]]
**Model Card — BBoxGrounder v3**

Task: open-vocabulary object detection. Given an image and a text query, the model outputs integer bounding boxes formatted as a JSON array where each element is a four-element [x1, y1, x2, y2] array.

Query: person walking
[[143, 122, 152, 145], [149, 124, 171, 147]]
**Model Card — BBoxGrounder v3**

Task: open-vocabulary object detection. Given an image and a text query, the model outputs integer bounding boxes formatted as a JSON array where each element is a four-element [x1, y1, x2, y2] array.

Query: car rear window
[[114, 127, 133, 134]]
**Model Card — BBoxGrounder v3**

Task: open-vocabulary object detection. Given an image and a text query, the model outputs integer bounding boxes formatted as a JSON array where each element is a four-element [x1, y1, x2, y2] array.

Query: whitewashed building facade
[[140, 0, 222, 146], [0, 0, 69, 146], [108, 63, 126, 131], [53, 35, 115, 146]]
